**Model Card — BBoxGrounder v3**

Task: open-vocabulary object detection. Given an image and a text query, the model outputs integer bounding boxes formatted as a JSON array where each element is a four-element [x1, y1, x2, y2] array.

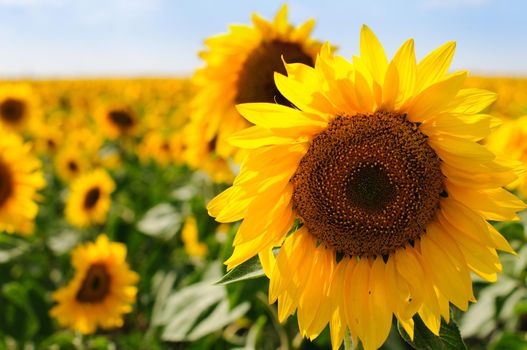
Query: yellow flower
[[65, 169, 115, 228], [137, 131, 175, 166], [0, 84, 40, 133], [182, 121, 234, 184], [50, 234, 139, 334], [181, 216, 208, 258], [192, 5, 323, 159], [34, 123, 62, 155], [0, 126, 45, 235], [208, 26, 525, 350], [55, 147, 91, 183], [486, 115, 527, 195], [95, 103, 139, 140]]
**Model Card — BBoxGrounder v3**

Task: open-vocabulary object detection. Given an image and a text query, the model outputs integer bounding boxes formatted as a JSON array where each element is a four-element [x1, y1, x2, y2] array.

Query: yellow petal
[[405, 71, 467, 122], [419, 113, 492, 141], [447, 88, 497, 114], [392, 39, 416, 107], [446, 182, 525, 221], [420, 230, 472, 311], [236, 103, 327, 136], [382, 59, 399, 110], [360, 25, 388, 84], [275, 71, 338, 115], [229, 126, 300, 149], [416, 41, 456, 92]]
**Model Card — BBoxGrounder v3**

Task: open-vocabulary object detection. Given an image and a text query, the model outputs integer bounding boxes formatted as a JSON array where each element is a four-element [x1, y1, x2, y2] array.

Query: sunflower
[[65, 169, 115, 228], [486, 115, 527, 196], [182, 121, 234, 184], [0, 126, 45, 235], [95, 103, 138, 140], [137, 131, 175, 166], [34, 123, 62, 155], [50, 234, 139, 334], [181, 216, 208, 258], [192, 4, 323, 159], [55, 147, 91, 183], [208, 26, 525, 350], [0, 83, 40, 133]]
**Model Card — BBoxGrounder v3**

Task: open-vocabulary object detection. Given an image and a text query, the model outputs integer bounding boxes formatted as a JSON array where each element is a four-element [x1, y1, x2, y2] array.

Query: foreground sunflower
[[65, 169, 115, 228], [50, 234, 139, 334], [0, 125, 45, 235], [208, 26, 525, 350], [192, 5, 323, 159]]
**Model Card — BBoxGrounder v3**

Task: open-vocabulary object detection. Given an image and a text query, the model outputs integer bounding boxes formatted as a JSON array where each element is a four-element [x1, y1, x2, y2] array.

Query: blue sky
[[0, 0, 525, 78]]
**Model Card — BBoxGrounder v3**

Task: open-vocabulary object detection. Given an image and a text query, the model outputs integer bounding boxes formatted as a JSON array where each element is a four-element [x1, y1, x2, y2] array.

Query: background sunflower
[[191, 5, 324, 160], [50, 234, 139, 334]]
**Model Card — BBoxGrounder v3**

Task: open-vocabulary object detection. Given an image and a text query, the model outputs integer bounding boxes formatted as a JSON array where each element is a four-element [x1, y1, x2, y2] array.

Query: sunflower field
[[2, 4, 527, 350]]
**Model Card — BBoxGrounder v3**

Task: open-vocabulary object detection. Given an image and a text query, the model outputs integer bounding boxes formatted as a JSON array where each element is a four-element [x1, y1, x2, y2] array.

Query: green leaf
[[215, 254, 265, 285], [0, 235, 29, 264], [514, 300, 527, 315], [490, 332, 527, 350], [460, 276, 516, 338], [496, 222, 525, 242], [156, 262, 250, 342], [2, 282, 40, 339], [398, 314, 466, 350], [137, 203, 182, 240]]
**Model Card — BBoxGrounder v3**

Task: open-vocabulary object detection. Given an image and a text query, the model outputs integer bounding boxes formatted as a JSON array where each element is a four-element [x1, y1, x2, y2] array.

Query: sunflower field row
[[1, 5, 527, 350]]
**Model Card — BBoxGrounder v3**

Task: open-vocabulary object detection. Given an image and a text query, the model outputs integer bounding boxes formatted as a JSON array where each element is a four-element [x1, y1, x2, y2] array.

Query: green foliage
[[398, 314, 466, 350], [215, 254, 265, 285]]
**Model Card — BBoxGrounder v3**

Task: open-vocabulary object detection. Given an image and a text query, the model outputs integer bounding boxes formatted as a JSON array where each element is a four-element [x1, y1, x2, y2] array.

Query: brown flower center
[[108, 109, 134, 131], [0, 160, 13, 207], [67, 160, 79, 173], [0, 98, 26, 124], [235, 39, 314, 106], [291, 111, 444, 257], [83, 187, 101, 210], [46, 139, 57, 151], [76, 263, 111, 303]]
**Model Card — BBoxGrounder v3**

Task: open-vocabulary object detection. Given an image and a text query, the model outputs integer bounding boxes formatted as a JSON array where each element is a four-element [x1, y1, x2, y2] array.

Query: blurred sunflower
[[55, 147, 91, 183], [192, 4, 323, 159], [95, 104, 138, 140], [181, 216, 208, 258], [487, 115, 527, 196], [138, 131, 175, 166], [50, 234, 139, 334], [65, 169, 115, 228], [208, 26, 525, 350], [0, 126, 45, 235], [0, 84, 40, 133], [183, 122, 234, 184], [34, 123, 62, 155]]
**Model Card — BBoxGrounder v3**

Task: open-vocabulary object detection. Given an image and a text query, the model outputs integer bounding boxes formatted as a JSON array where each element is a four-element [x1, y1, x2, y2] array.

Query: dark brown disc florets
[[83, 187, 101, 210], [0, 98, 26, 124], [235, 39, 314, 106], [108, 109, 135, 131], [76, 263, 111, 303], [0, 161, 13, 207], [291, 111, 444, 257]]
